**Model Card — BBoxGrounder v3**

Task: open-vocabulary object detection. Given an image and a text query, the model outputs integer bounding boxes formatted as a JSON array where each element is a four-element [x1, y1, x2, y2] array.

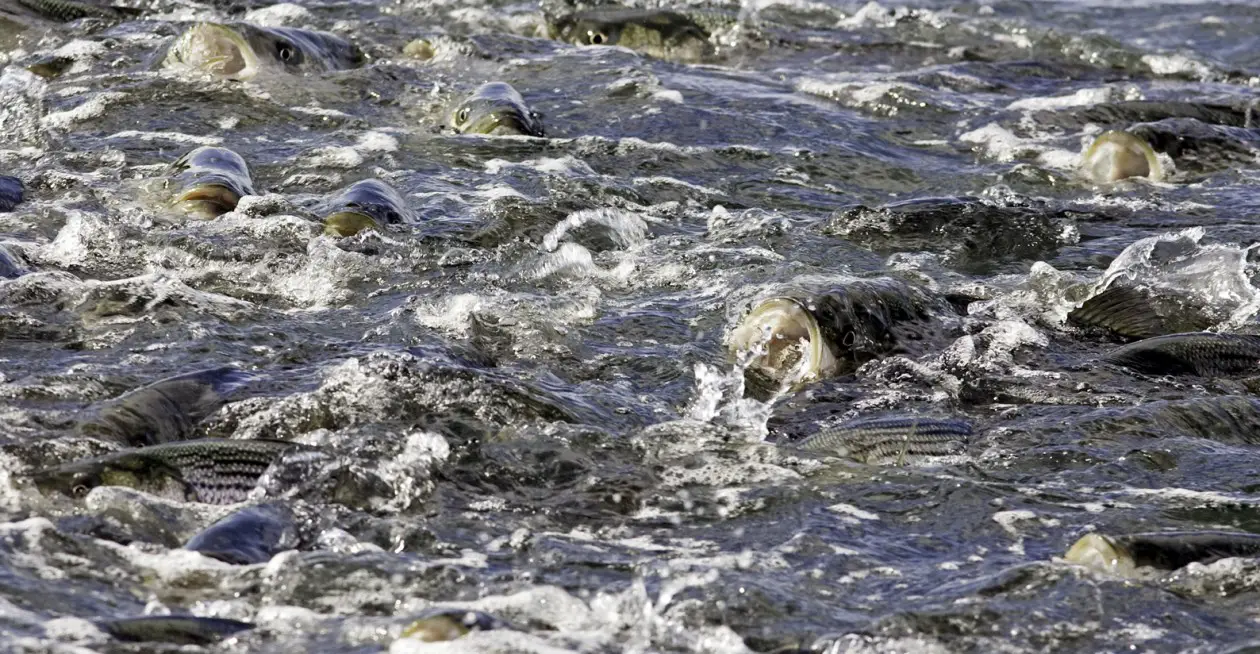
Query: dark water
[[3, 0, 1260, 651]]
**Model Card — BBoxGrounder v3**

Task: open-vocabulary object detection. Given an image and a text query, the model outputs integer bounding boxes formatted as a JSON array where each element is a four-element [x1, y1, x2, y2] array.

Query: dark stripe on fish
[[1112, 531, 1260, 570], [1103, 332, 1260, 376], [14, 0, 139, 21], [99, 615, 254, 644], [32, 438, 312, 505], [161, 439, 304, 504], [795, 416, 971, 464]]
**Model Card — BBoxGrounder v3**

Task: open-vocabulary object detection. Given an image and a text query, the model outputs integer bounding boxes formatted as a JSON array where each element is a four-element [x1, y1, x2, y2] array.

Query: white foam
[[1142, 53, 1213, 79], [106, 130, 222, 145], [959, 123, 1040, 163], [541, 208, 649, 252], [244, 2, 310, 25], [42, 92, 127, 131], [1006, 87, 1116, 111]]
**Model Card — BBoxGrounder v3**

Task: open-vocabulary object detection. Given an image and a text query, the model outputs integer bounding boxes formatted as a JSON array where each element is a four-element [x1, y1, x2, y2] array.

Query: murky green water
[[3, 0, 1260, 651]]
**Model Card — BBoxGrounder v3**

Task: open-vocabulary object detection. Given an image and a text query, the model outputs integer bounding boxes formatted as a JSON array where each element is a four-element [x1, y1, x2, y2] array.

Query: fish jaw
[[176, 183, 242, 218], [1064, 533, 1138, 576], [168, 23, 261, 81], [1082, 131, 1162, 183], [729, 297, 837, 385], [323, 211, 381, 238]]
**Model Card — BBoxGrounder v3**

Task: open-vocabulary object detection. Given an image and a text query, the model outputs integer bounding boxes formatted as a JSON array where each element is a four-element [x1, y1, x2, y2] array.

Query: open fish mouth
[[323, 210, 381, 238], [729, 297, 836, 384], [460, 109, 532, 136], [172, 23, 260, 80], [176, 183, 241, 217], [1064, 533, 1136, 576], [1081, 131, 1162, 183]]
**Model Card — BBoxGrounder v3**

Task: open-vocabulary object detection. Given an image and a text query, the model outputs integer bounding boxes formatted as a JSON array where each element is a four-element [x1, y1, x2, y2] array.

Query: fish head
[[549, 10, 712, 60], [31, 452, 186, 500], [31, 459, 106, 499], [729, 297, 837, 385], [1064, 533, 1137, 576], [1081, 131, 1161, 183], [547, 11, 625, 47], [166, 22, 264, 80], [401, 609, 505, 642], [322, 179, 407, 236], [450, 83, 543, 137], [165, 147, 254, 217], [265, 26, 365, 71]]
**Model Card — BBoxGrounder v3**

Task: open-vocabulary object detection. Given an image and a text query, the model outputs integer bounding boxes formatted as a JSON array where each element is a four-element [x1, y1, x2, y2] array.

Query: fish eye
[[71, 484, 89, 497], [456, 108, 469, 125], [278, 43, 296, 62], [588, 31, 607, 45]]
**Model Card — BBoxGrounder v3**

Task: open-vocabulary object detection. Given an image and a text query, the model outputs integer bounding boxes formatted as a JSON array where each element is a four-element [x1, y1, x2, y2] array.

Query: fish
[[1103, 332, 1260, 376], [2, 0, 140, 24], [1080, 130, 1161, 183], [77, 367, 255, 447], [160, 21, 364, 81], [727, 278, 938, 386], [794, 416, 972, 465], [1067, 284, 1216, 340], [1076, 395, 1260, 446], [1065, 531, 1260, 575], [0, 175, 22, 212], [546, 8, 716, 62], [98, 615, 255, 644], [449, 82, 545, 138], [322, 178, 410, 237], [31, 438, 310, 504], [184, 501, 296, 564], [400, 608, 513, 642], [826, 196, 1071, 273], [164, 146, 255, 218], [0, 243, 28, 278]]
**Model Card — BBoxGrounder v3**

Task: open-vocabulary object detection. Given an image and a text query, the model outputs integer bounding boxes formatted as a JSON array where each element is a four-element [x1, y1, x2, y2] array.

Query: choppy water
[[4, 0, 1260, 651]]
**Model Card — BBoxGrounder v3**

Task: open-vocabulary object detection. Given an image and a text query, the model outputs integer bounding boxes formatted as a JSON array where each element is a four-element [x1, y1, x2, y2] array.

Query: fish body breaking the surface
[[400, 608, 515, 642], [1068, 284, 1217, 340], [322, 178, 410, 237], [77, 366, 254, 447], [99, 615, 255, 644], [547, 8, 717, 62], [32, 438, 309, 504], [183, 501, 296, 564], [165, 146, 254, 218], [0, 244, 28, 278], [1, 0, 139, 26], [449, 81, 545, 137], [728, 278, 938, 387], [795, 416, 972, 464], [161, 21, 364, 80], [0, 175, 22, 212], [1065, 531, 1260, 575], [1080, 130, 1161, 183], [1103, 332, 1260, 376]]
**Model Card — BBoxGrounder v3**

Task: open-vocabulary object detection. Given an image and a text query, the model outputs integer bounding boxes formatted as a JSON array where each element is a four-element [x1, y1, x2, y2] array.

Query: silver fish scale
[[797, 417, 972, 464], [1104, 332, 1260, 376], [144, 440, 298, 504]]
